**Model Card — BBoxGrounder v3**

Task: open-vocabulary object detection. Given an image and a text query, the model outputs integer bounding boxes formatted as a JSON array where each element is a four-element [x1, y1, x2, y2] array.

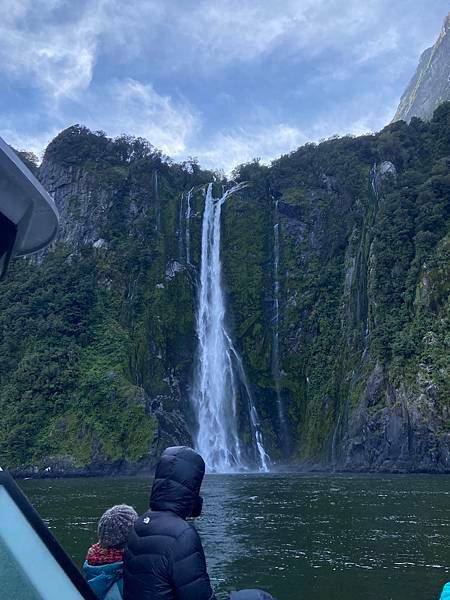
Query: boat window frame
[[0, 471, 96, 599], [0, 212, 17, 280]]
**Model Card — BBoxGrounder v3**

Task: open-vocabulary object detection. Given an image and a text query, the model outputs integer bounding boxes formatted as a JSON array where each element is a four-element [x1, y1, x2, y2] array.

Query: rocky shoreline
[[10, 459, 450, 479]]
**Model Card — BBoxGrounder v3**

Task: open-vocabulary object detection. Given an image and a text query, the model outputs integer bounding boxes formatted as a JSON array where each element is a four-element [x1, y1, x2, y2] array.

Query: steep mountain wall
[[393, 13, 450, 122], [1, 105, 449, 474], [0, 129, 213, 475]]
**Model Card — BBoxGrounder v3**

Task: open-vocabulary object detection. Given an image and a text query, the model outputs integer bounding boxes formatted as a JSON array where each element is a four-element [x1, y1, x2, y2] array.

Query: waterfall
[[225, 332, 270, 473], [185, 187, 193, 266], [331, 412, 342, 468], [370, 162, 381, 200], [178, 187, 193, 266], [192, 183, 270, 472], [154, 170, 161, 231], [272, 198, 288, 450], [178, 192, 185, 262]]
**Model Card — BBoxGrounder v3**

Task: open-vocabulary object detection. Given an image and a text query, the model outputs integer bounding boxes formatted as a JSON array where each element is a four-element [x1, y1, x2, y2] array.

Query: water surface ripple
[[21, 473, 449, 599]]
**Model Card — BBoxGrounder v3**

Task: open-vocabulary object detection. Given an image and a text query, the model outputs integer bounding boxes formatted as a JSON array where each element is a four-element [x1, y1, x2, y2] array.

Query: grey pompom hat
[[98, 504, 138, 548]]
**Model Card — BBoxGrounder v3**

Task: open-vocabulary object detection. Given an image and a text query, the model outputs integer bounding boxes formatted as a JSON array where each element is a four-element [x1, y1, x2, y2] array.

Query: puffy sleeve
[[169, 525, 215, 600]]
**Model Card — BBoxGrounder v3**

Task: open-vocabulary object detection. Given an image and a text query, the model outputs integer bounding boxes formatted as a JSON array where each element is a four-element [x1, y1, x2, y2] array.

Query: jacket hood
[[150, 446, 205, 519], [229, 590, 277, 600], [83, 560, 123, 598]]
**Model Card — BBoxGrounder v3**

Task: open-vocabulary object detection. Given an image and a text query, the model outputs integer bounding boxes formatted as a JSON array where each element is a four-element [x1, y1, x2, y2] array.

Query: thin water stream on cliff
[[272, 197, 288, 450], [21, 474, 449, 600], [178, 187, 193, 265], [185, 186, 193, 266]]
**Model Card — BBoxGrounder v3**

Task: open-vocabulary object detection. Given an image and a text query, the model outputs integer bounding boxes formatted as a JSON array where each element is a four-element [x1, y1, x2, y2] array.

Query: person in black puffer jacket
[[123, 446, 215, 600]]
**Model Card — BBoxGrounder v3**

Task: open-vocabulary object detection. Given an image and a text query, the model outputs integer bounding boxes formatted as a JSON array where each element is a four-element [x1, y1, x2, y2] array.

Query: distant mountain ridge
[[393, 12, 450, 122]]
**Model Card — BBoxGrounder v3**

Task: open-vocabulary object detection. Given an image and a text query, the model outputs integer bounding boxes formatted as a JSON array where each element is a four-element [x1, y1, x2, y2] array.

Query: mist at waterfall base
[[21, 474, 450, 600], [190, 183, 269, 473]]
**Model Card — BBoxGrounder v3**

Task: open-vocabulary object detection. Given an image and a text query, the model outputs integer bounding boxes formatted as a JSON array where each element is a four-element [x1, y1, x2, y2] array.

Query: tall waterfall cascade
[[192, 183, 270, 472], [272, 198, 289, 449]]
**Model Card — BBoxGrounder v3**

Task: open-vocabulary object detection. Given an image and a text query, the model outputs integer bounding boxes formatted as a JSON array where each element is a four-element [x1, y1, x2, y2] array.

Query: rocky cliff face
[[0, 129, 212, 476], [393, 13, 450, 122], [227, 107, 450, 473], [265, 117, 450, 472], [1, 106, 449, 475]]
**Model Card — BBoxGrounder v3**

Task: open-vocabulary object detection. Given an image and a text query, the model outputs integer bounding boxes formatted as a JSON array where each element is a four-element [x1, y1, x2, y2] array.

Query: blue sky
[[0, 1, 448, 172]]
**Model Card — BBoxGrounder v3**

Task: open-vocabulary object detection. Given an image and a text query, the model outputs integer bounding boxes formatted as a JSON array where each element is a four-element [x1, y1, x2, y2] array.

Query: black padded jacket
[[123, 446, 215, 600]]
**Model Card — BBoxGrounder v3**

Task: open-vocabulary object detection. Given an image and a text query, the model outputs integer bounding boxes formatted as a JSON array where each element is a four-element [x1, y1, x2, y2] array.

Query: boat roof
[[0, 136, 58, 255]]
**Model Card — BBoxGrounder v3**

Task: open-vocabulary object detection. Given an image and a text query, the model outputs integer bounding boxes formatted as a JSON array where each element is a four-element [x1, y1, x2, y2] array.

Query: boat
[[0, 470, 95, 599], [0, 136, 58, 278], [0, 138, 95, 598]]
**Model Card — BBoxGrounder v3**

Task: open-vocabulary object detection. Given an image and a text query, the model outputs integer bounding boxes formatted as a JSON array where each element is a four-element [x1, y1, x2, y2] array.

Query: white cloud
[[193, 123, 306, 173], [1, 0, 443, 96], [0, 75, 198, 162], [114, 0, 399, 72], [0, 0, 446, 172], [193, 88, 400, 173], [0, 125, 59, 159], [5, 0, 380, 79], [0, 0, 100, 101], [172, 3, 295, 66], [306, 92, 399, 142], [82, 79, 198, 157]]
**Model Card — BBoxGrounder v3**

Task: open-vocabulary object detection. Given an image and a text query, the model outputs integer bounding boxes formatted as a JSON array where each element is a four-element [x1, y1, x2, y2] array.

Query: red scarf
[[86, 543, 124, 566]]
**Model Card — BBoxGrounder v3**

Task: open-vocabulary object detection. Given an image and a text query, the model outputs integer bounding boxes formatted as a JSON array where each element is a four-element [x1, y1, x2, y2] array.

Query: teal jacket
[[440, 583, 450, 600], [83, 560, 124, 600]]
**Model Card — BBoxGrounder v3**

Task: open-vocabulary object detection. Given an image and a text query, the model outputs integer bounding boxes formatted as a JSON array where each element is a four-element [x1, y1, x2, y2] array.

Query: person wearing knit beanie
[[84, 504, 138, 599], [98, 505, 138, 549]]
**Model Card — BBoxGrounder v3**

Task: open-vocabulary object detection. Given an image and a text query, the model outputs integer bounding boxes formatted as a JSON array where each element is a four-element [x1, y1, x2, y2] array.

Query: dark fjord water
[[21, 474, 449, 600]]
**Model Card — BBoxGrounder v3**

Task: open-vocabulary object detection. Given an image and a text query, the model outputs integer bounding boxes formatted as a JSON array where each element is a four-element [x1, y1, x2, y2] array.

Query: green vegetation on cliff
[[228, 105, 449, 468], [0, 127, 211, 471], [0, 105, 449, 473]]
